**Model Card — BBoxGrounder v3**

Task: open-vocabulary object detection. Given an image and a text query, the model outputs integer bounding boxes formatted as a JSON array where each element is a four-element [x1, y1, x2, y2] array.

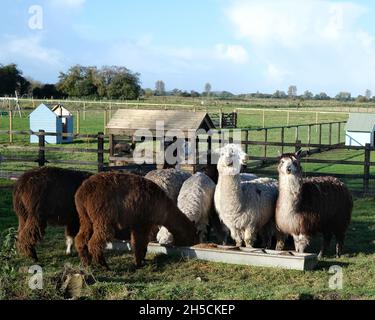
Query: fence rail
[[0, 121, 374, 195]]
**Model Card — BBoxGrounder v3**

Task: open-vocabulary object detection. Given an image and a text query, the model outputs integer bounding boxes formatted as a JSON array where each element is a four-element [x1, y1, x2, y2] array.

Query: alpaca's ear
[[295, 149, 303, 158], [277, 150, 282, 158]]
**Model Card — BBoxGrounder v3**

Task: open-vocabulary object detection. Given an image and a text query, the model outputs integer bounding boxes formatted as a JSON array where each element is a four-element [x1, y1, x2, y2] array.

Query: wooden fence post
[[264, 129, 268, 159], [262, 110, 265, 128], [38, 130, 46, 167], [281, 127, 285, 154], [329, 123, 332, 145], [219, 108, 223, 128], [83, 102, 86, 120], [295, 126, 299, 142], [245, 130, 249, 155], [207, 135, 212, 165], [233, 110, 238, 128], [104, 109, 108, 134], [364, 143, 371, 194], [338, 122, 341, 144], [9, 110, 13, 143], [76, 110, 80, 134], [295, 140, 302, 153], [308, 125, 312, 146], [319, 123, 322, 145], [97, 132, 104, 172]]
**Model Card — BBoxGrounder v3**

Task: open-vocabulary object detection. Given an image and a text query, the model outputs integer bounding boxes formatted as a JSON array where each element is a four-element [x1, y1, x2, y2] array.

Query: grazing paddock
[[0, 181, 374, 300], [1, 98, 374, 300]]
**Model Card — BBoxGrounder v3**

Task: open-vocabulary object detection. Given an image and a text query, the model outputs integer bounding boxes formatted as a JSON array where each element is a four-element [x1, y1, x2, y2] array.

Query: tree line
[[0, 63, 374, 102]]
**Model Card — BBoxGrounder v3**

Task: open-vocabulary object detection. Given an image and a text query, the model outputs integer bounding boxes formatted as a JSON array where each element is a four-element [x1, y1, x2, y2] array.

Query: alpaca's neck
[[163, 206, 196, 246], [278, 173, 303, 211], [217, 173, 244, 204]]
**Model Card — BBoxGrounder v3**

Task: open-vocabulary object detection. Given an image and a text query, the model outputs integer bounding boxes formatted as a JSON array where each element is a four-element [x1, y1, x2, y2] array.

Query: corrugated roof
[[106, 109, 215, 134], [346, 113, 375, 132]]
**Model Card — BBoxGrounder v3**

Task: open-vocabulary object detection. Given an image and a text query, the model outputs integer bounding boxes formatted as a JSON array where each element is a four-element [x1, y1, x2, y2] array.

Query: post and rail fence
[[0, 120, 374, 195]]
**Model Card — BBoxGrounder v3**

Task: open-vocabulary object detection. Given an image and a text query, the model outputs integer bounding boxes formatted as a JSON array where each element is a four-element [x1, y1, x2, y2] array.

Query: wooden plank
[[364, 144, 371, 194], [106, 241, 318, 271], [47, 159, 99, 166]]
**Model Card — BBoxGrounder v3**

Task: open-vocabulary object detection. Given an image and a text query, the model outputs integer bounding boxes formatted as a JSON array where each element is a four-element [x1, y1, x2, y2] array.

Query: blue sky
[[1, 0, 375, 96]]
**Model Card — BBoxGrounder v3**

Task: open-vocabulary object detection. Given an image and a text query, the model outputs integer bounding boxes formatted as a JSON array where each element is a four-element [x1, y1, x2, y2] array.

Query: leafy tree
[[57, 65, 141, 99], [314, 92, 330, 100], [204, 83, 212, 97], [143, 88, 154, 98], [365, 89, 372, 100], [57, 65, 98, 98], [288, 85, 297, 99], [356, 95, 368, 103], [190, 90, 200, 98], [103, 67, 141, 100], [0, 64, 30, 96], [272, 90, 287, 99], [33, 84, 65, 99], [335, 91, 352, 101], [171, 88, 181, 96], [155, 80, 166, 96], [303, 90, 313, 100]]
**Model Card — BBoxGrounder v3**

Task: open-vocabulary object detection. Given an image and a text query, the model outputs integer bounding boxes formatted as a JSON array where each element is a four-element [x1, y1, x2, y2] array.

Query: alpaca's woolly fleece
[[214, 144, 278, 247], [157, 172, 216, 244], [145, 169, 192, 203]]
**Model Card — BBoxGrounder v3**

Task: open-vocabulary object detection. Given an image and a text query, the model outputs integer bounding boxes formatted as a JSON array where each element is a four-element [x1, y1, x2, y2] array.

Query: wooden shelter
[[106, 109, 216, 171]]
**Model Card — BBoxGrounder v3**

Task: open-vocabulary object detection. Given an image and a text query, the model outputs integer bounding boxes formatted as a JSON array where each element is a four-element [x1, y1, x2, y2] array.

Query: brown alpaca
[[276, 151, 353, 258], [74, 172, 197, 268], [13, 167, 92, 261]]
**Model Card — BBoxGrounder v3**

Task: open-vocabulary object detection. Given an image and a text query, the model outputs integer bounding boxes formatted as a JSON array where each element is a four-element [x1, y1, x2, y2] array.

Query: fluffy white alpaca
[[214, 144, 278, 247], [145, 168, 192, 203], [157, 172, 216, 245]]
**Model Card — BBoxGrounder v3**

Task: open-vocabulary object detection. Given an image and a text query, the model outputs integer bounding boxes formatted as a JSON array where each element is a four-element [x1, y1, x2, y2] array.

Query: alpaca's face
[[278, 154, 301, 176], [217, 144, 247, 175]]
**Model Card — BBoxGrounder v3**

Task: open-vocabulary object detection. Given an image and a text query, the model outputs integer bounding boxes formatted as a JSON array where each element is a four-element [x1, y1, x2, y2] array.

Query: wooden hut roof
[[346, 113, 375, 132], [106, 109, 215, 135]]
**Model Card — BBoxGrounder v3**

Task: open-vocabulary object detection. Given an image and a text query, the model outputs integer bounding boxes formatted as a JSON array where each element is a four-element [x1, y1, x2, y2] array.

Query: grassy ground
[[0, 183, 374, 300], [0, 98, 374, 300]]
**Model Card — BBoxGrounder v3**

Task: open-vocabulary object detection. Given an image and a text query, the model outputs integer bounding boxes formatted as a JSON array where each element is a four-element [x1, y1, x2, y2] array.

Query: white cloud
[[227, 0, 375, 94], [214, 44, 248, 64], [48, 0, 86, 8], [266, 64, 290, 83], [228, 0, 366, 48], [0, 35, 63, 67]]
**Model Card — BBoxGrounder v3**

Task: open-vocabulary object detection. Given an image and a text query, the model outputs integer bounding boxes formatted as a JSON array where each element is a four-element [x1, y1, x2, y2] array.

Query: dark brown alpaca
[[13, 167, 92, 261], [74, 172, 197, 268], [276, 151, 353, 258]]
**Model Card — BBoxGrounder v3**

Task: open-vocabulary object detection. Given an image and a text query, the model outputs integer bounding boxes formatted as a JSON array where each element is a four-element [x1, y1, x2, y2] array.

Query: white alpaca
[[145, 168, 192, 203], [157, 172, 216, 245], [214, 144, 278, 247]]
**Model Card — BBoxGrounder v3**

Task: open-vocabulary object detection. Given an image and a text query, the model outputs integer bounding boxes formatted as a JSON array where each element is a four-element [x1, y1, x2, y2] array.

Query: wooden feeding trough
[[106, 241, 318, 271]]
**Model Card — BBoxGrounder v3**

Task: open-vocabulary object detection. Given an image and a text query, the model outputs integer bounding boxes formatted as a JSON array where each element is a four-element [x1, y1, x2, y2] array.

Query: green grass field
[[0, 184, 374, 300], [1, 98, 374, 300]]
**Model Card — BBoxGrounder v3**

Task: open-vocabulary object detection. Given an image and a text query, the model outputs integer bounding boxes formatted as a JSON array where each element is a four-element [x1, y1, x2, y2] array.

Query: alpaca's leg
[[75, 217, 93, 267], [275, 230, 287, 251], [65, 222, 79, 255], [244, 226, 257, 248], [335, 233, 345, 258], [131, 225, 152, 268], [318, 232, 332, 259], [293, 234, 310, 253], [16, 214, 46, 262], [197, 224, 208, 243], [228, 226, 243, 247], [88, 220, 114, 270]]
